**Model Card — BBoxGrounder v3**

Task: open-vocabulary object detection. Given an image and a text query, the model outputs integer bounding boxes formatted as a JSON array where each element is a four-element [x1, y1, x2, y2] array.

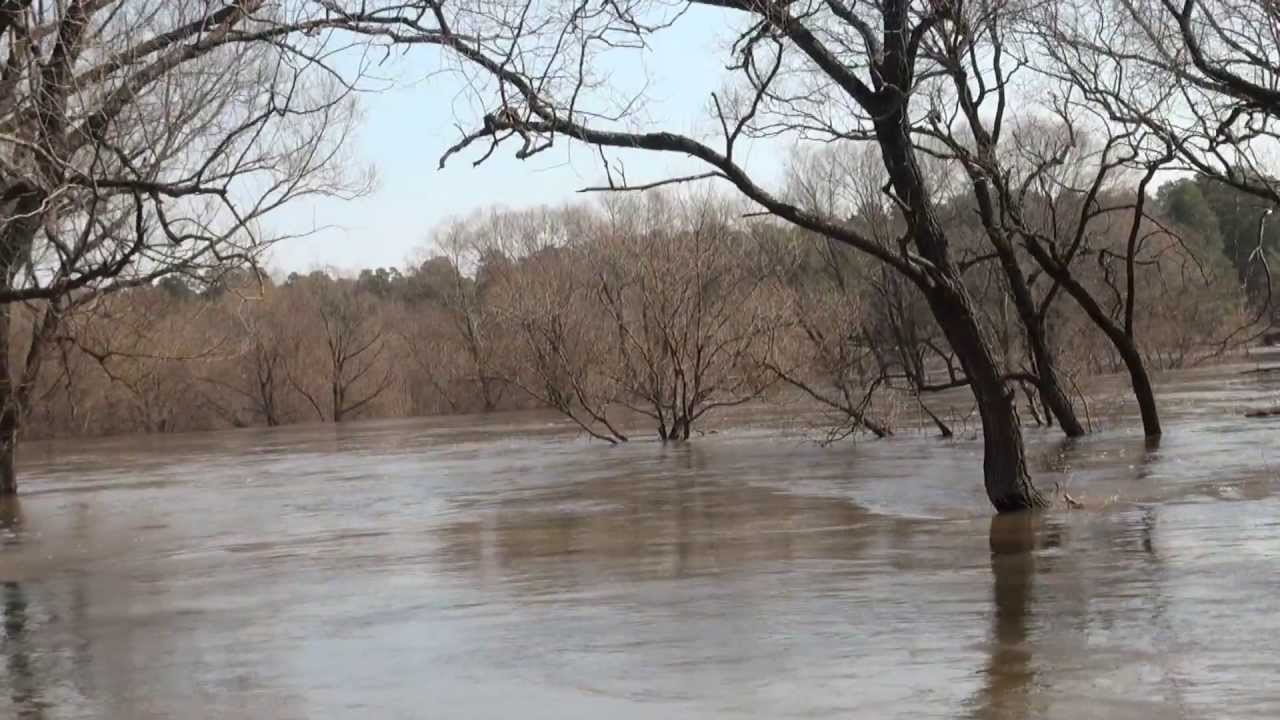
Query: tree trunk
[[991, 235, 1085, 438], [1037, 385, 1056, 428], [659, 414, 691, 442], [1021, 241, 1161, 438], [926, 283, 1049, 512], [873, 105, 1048, 513], [1117, 338, 1161, 437], [0, 189, 41, 497], [0, 302, 16, 497], [479, 376, 499, 412], [0, 427, 15, 497], [1025, 323, 1085, 437]]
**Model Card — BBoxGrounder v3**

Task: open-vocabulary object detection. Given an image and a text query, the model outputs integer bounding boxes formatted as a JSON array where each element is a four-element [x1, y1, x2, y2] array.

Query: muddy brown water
[[2, 363, 1280, 718]]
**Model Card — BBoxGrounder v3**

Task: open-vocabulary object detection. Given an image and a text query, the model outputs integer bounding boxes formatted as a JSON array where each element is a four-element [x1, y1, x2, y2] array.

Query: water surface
[[3, 363, 1280, 718]]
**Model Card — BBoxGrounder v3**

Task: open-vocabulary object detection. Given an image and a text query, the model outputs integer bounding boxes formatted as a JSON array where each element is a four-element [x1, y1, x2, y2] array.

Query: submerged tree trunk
[[986, 212, 1086, 439], [658, 414, 692, 442], [1021, 240, 1161, 438], [1024, 318, 1085, 437], [0, 416, 15, 497], [0, 189, 41, 497], [478, 375, 502, 413], [0, 302, 16, 497], [0, 425, 12, 495], [1117, 338, 1161, 437], [925, 281, 1049, 511], [874, 106, 1049, 512]]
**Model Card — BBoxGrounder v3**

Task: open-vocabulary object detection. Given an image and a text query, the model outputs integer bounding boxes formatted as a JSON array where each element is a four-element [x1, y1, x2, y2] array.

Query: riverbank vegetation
[[19, 178, 1256, 445]]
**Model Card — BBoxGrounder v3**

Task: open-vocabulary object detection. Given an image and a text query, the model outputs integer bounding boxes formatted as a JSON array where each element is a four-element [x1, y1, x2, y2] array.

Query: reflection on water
[[971, 513, 1039, 720], [0, 364, 1279, 717], [3, 580, 45, 720], [0, 497, 24, 548]]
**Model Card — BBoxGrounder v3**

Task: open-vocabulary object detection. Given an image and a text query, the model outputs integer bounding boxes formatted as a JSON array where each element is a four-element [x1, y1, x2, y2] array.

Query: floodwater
[[3, 363, 1280, 719]]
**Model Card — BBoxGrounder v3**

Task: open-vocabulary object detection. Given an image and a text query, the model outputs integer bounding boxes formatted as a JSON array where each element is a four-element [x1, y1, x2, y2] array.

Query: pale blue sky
[[265, 10, 785, 273]]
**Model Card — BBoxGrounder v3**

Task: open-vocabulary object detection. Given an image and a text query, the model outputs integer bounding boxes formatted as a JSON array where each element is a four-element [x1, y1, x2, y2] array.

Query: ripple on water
[[2, 367, 1280, 718]]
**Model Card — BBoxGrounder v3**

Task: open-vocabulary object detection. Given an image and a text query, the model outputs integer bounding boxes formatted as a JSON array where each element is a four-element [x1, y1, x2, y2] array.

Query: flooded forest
[[3, 0, 1280, 717]]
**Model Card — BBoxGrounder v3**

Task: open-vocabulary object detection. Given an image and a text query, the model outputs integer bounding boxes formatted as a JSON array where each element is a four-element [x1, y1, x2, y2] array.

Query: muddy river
[[2, 362, 1279, 718]]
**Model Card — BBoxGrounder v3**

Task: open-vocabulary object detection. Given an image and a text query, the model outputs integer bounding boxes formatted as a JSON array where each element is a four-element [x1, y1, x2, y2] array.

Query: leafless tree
[[592, 193, 779, 440], [477, 195, 779, 442], [399, 303, 469, 414], [286, 276, 395, 423], [320, 0, 1066, 509], [776, 145, 986, 438], [423, 215, 521, 412], [62, 286, 224, 433], [968, 113, 1179, 437], [761, 232, 897, 440], [0, 0, 368, 493], [488, 229, 630, 442], [1038, 0, 1280, 199], [200, 281, 293, 427], [1032, 0, 1280, 350]]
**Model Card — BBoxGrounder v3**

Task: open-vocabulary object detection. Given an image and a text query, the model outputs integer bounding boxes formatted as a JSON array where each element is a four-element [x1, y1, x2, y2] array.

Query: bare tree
[[488, 229, 630, 442], [475, 195, 779, 442], [286, 275, 395, 423], [592, 193, 778, 440], [62, 285, 224, 433], [1033, 0, 1280, 351], [200, 280, 293, 427], [423, 214, 525, 412], [961, 112, 1178, 437], [321, 0, 1063, 510], [0, 1, 367, 493], [776, 145, 993, 438], [399, 302, 469, 415], [1039, 0, 1280, 198], [761, 228, 897, 440]]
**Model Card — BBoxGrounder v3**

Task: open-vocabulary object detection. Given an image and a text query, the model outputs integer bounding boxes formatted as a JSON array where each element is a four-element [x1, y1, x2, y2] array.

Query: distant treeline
[[17, 177, 1264, 442]]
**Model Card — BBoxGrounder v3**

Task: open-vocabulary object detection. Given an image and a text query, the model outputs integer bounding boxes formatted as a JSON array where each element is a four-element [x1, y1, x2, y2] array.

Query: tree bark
[[873, 102, 1049, 512], [1024, 317, 1085, 437], [984, 207, 1086, 438], [1117, 337, 1162, 437], [0, 183, 48, 497], [0, 420, 15, 497], [1021, 240, 1162, 437], [924, 281, 1049, 512], [0, 301, 16, 497]]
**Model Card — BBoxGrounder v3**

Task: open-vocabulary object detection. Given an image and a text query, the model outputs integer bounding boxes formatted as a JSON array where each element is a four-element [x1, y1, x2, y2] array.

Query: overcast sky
[[262, 11, 784, 275]]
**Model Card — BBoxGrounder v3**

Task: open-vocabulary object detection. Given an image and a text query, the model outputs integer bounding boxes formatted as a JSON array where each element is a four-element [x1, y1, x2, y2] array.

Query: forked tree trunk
[[1025, 319, 1085, 437], [1020, 242, 1162, 438], [658, 414, 692, 442], [874, 108, 1049, 512], [989, 223, 1085, 438]]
